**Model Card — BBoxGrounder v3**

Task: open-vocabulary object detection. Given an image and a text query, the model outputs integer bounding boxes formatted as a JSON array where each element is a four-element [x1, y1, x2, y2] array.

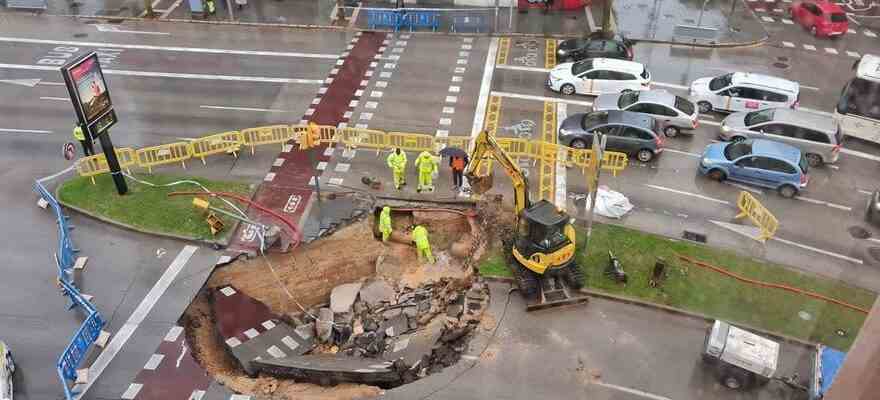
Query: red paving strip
[[123, 326, 212, 400], [212, 286, 277, 344], [228, 31, 387, 255]]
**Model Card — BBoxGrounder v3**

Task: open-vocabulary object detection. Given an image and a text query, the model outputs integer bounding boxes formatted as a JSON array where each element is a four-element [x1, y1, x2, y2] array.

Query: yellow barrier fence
[[136, 142, 193, 173], [241, 125, 294, 155], [338, 127, 390, 152], [75, 148, 137, 184], [388, 132, 435, 153], [735, 191, 779, 242], [190, 131, 243, 164]]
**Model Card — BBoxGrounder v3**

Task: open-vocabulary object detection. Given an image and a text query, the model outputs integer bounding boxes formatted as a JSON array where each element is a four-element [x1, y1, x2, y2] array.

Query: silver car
[[719, 108, 842, 167], [592, 90, 699, 137], [0, 340, 13, 400]]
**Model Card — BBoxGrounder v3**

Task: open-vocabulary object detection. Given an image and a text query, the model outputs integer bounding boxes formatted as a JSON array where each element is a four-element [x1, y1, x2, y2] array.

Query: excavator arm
[[464, 130, 530, 216]]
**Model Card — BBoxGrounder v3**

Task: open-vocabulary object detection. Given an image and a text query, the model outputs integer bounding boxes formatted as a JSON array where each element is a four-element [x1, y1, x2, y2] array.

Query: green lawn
[[58, 173, 253, 241], [479, 223, 876, 350]]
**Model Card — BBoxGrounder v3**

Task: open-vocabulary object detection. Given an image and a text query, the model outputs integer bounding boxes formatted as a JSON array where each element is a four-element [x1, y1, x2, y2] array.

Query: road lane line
[[496, 64, 550, 73], [726, 181, 763, 194], [644, 184, 730, 205], [0, 63, 322, 84], [492, 91, 593, 107], [200, 105, 285, 112], [652, 82, 689, 91], [859, 189, 873, 195], [40, 96, 68, 101], [591, 381, 673, 400], [841, 147, 880, 162], [0, 128, 52, 134], [472, 37, 498, 139], [796, 195, 853, 211], [771, 237, 863, 264], [37, 81, 65, 86], [73, 245, 198, 399], [0, 36, 340, 59], [699, 119, 721, 126], [663, 148, 700, 157], [800, 84, 820, 91], [798, 107, 834, 117]]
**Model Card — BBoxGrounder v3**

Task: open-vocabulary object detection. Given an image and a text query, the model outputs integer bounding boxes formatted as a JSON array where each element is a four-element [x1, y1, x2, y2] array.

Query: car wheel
[[722, 371, 746, 390], [664, 125, 680, 138], [698, 101, 713, 113], [806, 153, 823, 167], [731, 136, 746, 143], [561, 84, 576, 96], [570, 138, 588, 149], [637, 149, 654, 162], [810, 25, 818, 37], [621, 89, 633, 94], [708, 169, 726, 181], [778, 184, 798, 198]]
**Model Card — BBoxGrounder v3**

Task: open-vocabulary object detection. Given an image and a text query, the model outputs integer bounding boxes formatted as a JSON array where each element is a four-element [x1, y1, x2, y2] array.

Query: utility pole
[[143, 0, 154, 16], [583, 132, 606, 254], [602, 0, 613, 34]]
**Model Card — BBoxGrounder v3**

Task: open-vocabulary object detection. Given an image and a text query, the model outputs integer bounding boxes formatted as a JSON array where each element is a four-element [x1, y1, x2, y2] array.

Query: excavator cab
[[518, 200, 571, 256]]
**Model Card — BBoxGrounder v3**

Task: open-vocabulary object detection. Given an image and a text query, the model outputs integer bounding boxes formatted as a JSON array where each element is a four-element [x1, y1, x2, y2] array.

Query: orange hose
[[676, 254, 869, 315]]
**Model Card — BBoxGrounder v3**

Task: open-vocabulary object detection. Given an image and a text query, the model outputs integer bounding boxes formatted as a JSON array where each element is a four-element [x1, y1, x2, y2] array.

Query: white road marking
[[803, 44, 817, 51], [652, 81, 689, 91], [74, 245, 198, 399], [0, 63, 322, 84], [96, 24, 170, 35], [841, 148, 880, 162], [37, 81, 65, 86], [858, 189, 873, 195], [200, 105, 285, 112], [799, 107, 834, 117], [825, 48, 839, 55], [591, 381, 674, 400], [800, 84, 820, 91], [782, 18, 794, 24], [699, 119, 721, 126], [496, 64, 550, 73], [726, 181, 763, 194], [472, 37, 499, 139], [491, 91, 593, 107], [663, 148, 700, 157], [762, 16, 775, 22], [796, 196, 853, 211], [0, 78, 41, 87], [782, 41, 795, 47], [847, 15, 861, 26], [160, 0, 184, 18], [772, 237, 863, 264], [176, 341, 187, 367], [0, 128, 52, 134], [39, 96, 69, 101], [847, 50, 861, 58], [828, 164, 839, 169], [644, 184, 730, 205], [865, 30, 877, 38], [0, 36, 340, 59]]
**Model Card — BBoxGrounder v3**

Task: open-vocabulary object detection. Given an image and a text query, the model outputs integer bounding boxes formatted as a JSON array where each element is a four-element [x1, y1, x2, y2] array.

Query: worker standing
[[411, 225, 434, 263], [378, 206, 392, 242], [414, 150, 437, 193], [386, 148, 407, 190], [449, 154, 468, 190], [72, 123, 94, 156], [206, 0, 216, 14]]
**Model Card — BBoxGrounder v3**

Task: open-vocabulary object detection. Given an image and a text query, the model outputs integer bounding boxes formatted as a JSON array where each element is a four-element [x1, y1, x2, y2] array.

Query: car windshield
[[709, 73, 733, 91], [745, 109, 775, 126], [723, 141, 752, 160], [572, 60, 593, 76], [674, 96, 695, 115], [581, 111, 609, 129], [618, 92, 639, 108], [830, 13, 847, 22]]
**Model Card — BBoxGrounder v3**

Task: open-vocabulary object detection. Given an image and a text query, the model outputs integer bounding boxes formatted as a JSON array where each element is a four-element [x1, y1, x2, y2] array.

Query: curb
[[40, 13, 768, 48], [54, 185, 236, 249], [479, 274, 817, 348]]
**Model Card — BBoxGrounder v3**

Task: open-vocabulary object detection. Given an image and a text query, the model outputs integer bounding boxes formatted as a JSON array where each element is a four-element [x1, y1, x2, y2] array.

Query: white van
[[835, 54, 880, 143], [689, 72, 800, 114], [548, 58, 652, 96]]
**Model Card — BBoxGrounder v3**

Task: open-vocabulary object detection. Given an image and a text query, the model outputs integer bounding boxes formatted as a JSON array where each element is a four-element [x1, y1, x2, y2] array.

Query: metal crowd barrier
[[136, 142, 193, 173], [735, 191, 779, 242]]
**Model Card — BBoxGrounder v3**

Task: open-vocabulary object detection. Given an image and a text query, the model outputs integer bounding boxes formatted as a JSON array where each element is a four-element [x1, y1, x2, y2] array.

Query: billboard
[[61, 52, 117, 138]]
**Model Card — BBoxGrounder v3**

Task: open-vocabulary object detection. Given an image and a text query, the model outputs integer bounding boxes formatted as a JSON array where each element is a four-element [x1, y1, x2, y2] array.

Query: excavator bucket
[[466, 172, 494, 195]]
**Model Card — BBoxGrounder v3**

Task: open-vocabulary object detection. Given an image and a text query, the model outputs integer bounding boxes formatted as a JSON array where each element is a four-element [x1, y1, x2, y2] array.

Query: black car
[[557, 34, 634, 62], [558, 110, 664, 163]]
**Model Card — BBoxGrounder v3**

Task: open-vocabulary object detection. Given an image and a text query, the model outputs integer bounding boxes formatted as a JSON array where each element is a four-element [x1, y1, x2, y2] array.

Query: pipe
[[168, 191, 301, 247]]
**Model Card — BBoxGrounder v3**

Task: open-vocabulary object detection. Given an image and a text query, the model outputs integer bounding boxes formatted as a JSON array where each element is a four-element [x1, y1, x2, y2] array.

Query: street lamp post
[[583, 132, 606, 255]]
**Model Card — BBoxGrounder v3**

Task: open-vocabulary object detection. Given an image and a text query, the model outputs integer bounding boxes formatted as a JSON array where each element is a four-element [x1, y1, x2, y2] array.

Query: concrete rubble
[[244, 277, 491, 387]]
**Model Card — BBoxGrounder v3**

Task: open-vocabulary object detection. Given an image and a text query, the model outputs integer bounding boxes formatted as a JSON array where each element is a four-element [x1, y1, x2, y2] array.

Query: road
[[0, 10, 877, 400]]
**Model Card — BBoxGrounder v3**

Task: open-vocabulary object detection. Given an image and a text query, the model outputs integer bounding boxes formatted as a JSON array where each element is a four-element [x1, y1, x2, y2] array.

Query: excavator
[[464, 130, 587, 310]]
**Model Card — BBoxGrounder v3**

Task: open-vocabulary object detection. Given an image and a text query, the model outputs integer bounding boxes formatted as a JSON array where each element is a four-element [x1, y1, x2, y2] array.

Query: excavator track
[[525, 274, 589, 312]]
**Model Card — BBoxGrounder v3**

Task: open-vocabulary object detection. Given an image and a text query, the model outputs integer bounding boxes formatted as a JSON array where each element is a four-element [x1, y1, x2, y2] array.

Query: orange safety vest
[[451, 157, 465, 171]]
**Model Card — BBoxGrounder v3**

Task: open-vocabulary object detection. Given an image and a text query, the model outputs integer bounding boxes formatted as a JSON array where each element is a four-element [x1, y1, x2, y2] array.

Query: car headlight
[[720, 124, 731, 133], [560, 128, 570, 136], [558, 49, 567, 55], [702, 157, 713, 166]]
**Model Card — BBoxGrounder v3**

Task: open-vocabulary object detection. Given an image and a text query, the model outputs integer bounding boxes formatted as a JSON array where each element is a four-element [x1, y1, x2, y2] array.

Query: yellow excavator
[[465, 130, 586, 309]]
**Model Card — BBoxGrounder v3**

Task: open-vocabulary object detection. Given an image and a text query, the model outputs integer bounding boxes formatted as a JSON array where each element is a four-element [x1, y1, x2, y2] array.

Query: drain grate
[[849, 226, 871, 239], [777, 56, 789, 62], [73, 33, 88, 38]]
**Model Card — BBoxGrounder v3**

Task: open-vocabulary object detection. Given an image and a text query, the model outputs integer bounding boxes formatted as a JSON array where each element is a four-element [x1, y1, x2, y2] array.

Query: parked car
[[790, 1, 848, 38], [556, 33, 634, 62], [689, 72, 800, 113], [0, 340, 13, 400], [592, 90, 699, 137], [558, 110, 664, 162], [719, 107, 842, 166], [548, 58, 652, 96], [698, 139, 809, 198]]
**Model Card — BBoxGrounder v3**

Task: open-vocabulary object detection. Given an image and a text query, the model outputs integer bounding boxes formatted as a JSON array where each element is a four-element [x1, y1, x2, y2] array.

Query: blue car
[[698, 139, 809, 198]]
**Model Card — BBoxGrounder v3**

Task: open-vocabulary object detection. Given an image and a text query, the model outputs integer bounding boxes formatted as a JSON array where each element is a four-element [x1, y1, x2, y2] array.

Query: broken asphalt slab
[[252, 354, 400, 387]]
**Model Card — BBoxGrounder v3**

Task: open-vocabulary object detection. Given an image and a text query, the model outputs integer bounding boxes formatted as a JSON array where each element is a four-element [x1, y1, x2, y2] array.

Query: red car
[[790, 1, 849, 38]]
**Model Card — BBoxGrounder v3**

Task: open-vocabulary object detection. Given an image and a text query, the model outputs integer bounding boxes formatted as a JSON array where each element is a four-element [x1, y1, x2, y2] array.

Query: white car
[[0, 341, 13, 400], [548, 58, 652, 96], [689, 72, 799, 114]]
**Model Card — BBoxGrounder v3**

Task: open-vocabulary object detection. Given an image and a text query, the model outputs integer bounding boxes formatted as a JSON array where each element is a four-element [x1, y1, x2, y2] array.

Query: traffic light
[[299, 122, 321, 150]]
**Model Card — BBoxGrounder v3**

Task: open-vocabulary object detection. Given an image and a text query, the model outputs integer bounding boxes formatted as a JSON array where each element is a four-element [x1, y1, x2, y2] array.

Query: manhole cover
[[73, 33, 88, 38], [849, 226, 871, 239], [868, 246, 880, 262], [772, 62, 790, 69], [777, 56, 790, 62], [798, 311, 812, 321]]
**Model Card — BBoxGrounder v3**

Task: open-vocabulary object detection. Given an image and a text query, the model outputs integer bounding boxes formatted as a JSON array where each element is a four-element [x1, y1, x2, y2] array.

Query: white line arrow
[[0, 78, 41, 87], [95, 24, 170, 36]]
